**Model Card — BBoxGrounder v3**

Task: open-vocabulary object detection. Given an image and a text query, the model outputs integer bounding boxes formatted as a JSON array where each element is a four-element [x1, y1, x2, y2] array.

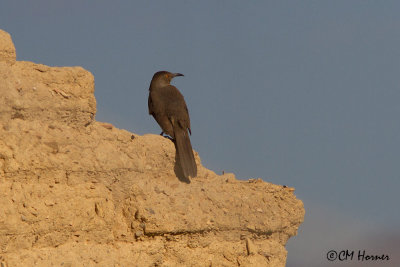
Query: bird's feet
[[160, 131, 174, 141]]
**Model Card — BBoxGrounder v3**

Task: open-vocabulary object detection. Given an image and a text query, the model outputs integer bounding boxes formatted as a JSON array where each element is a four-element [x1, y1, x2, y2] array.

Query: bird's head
[[150, 71, 184, 88]]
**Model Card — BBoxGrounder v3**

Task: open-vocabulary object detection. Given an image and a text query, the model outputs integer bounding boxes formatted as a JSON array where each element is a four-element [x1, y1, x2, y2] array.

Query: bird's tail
[[173, 124, 197, 179]]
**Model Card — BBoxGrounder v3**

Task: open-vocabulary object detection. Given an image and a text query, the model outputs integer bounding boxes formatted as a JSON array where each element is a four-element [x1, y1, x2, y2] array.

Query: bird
[[148, 71, 197, 179]]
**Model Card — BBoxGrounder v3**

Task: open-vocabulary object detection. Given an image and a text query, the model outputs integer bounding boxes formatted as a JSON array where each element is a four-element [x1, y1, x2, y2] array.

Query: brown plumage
[[148, 71, 197, 179]]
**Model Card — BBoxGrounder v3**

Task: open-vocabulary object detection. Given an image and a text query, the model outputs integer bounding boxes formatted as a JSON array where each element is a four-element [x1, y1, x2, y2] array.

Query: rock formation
[[0, 29, 304, 267]]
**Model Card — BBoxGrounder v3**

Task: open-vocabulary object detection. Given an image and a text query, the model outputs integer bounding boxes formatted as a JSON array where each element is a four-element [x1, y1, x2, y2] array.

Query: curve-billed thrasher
[[148, 71, 197, 179]]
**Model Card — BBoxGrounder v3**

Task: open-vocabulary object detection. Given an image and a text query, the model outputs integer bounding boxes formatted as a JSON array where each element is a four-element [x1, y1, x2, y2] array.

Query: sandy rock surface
[[0, 29, 304, 267]]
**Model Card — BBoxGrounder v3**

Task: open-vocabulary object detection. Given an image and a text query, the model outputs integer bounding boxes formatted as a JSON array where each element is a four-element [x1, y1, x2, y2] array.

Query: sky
[[1, 1, 399, 266]]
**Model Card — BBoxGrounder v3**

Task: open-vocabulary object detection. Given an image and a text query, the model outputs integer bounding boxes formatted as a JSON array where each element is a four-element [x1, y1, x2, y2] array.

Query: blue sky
[[1, 1, 399, 266]]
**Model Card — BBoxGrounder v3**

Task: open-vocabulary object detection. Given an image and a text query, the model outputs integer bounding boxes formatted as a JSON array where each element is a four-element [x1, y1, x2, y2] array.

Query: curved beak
[[173, 73, 184, 77]]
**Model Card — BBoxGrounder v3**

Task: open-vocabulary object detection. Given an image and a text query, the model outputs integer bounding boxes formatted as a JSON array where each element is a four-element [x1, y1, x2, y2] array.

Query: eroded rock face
[[0, 30, 304, 267], [0, 30, 16, 64]]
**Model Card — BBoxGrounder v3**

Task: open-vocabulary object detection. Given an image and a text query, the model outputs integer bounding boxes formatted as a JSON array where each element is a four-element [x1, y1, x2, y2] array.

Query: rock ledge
[[0, 29, 304, 267]]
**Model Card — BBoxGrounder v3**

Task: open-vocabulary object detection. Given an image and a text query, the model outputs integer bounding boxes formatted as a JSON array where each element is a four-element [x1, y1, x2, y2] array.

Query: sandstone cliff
[[0, 30, 304, 267]]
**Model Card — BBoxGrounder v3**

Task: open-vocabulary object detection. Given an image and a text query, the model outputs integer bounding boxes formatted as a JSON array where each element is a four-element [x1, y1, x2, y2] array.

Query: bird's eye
[[165, 74, 169, 78]]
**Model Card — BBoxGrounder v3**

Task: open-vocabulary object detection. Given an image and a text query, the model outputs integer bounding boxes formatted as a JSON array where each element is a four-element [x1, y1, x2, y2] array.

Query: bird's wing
[[148, 93, 154, 115], [161, 85, 191, 131]]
